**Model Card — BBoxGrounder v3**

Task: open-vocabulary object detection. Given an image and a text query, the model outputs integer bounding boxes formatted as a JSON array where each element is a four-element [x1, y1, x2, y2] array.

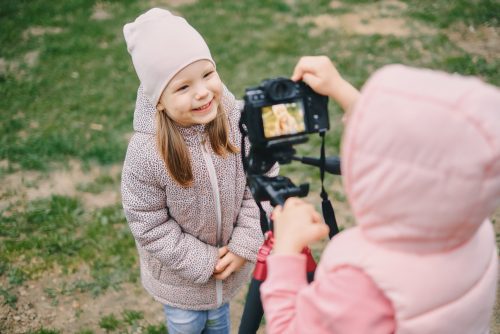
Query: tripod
[[238, 156, 342, 334]]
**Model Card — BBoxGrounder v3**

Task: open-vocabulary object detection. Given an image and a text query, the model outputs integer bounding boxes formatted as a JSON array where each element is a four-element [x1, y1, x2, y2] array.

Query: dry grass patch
[[298, 0, 435, 37], [447, 23, 500, 62], [1, 160, 122, 212]]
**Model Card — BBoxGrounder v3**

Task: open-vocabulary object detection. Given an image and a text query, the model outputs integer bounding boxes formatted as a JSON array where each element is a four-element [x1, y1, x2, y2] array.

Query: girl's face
[[158, 60, 222, 127], [272, 104, 288, 120]]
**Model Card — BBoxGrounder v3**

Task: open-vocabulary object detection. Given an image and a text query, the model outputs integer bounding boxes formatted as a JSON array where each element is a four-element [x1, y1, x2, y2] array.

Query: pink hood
[[341, 65, 500, 254]]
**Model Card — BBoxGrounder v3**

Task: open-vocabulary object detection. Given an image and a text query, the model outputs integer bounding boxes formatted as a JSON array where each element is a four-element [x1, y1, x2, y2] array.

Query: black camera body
[[242, 77, 329, 148]]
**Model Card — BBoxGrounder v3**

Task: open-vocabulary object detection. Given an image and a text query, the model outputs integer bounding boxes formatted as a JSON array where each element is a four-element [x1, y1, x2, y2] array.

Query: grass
[[1, 1, 499, 172], [0, 0, 498, 332], [403, 0, 499, 28], [26, 314, 167, 334], [77, 174, 118, 193], [0, 197, 137, 300]]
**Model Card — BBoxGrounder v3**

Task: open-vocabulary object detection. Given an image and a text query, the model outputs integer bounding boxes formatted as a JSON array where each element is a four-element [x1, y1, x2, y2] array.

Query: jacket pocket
[[147, 253, 163, 280]]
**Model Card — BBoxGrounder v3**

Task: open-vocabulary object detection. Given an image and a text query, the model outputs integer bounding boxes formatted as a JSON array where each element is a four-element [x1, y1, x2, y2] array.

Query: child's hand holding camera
[[292, 55, 360, 113], [272, 198, 329, 255]]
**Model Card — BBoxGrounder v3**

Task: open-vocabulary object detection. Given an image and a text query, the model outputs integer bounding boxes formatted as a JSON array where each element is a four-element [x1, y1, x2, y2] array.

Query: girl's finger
[[214, 263, 234, 280], [215, 255, 231, 272], [283, 197, 303, 208], [301, 73, 321, 90], [291, 57, 309, 81], [291, 57, 317, 81], [311, 210, 323, 224], [271, 205, 283, 221], [218, 247, 228, 259]]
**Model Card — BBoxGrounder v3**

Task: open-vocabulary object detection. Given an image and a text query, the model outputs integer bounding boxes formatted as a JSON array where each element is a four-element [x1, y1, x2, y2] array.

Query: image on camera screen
[[261, 101, 306, 139]]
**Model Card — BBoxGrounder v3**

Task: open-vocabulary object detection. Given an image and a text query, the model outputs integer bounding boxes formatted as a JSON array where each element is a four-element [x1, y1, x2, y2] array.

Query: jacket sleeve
[[260, 254, 396, 333], [121, 137, 219, 284]]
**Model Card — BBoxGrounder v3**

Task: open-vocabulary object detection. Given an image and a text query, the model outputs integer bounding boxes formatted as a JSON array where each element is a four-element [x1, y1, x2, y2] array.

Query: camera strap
[[256, 201, 271, 234], [319, 130, 339, 239], [239, 118, 271, 234]]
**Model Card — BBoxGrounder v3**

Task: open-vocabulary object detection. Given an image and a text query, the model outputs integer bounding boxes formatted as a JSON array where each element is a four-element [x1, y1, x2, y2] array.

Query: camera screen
[[261, 101, 306, 139]]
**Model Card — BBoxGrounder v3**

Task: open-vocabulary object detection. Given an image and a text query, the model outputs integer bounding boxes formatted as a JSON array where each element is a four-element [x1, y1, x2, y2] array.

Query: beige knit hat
[[123, 8, 214, 106]]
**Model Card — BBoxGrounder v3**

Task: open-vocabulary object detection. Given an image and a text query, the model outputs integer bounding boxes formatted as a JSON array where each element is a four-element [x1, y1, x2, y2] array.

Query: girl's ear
[[156, 102, 165, 112]]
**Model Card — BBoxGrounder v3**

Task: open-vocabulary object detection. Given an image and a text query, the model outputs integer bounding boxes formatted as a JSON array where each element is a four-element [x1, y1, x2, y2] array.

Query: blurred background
[[1, 0, 499, 333]]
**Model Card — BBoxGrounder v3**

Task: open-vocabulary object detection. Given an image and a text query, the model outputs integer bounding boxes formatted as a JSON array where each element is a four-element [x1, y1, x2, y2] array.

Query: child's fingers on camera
[[292, 56, 320, 80], [314, 223, 330, 238], [291, 57, 309, 81], [311, 210, 323, 224], [283, 197, 304, 209], [270, 205, 283, 220], [301, 73, 322, 89]]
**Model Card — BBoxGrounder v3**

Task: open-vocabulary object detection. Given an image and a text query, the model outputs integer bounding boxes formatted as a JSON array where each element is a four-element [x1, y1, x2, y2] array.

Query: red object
[[303, 247, 317, 273], [253, 231, 274, 280], [253, 231, 318, 281]]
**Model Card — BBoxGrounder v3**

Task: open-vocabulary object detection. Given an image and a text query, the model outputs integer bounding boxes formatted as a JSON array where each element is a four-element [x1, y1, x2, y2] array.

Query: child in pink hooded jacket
[[260, 56, 500, 334]]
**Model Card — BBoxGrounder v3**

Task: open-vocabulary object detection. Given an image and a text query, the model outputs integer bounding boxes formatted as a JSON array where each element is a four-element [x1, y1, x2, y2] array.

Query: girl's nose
[[195, 85, 209, 100]]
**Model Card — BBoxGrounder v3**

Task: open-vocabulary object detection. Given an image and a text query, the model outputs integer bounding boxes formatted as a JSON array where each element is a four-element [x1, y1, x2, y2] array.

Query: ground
[[1, 161, 498, 333]]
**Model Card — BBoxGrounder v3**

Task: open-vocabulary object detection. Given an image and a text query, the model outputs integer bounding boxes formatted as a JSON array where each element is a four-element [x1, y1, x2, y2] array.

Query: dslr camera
[[242, 77, 329, 149], [239, 77, 330, 205]]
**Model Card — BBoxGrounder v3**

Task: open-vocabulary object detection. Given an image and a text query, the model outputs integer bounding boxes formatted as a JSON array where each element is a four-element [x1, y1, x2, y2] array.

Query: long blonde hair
[[155, 105, 239, 187]]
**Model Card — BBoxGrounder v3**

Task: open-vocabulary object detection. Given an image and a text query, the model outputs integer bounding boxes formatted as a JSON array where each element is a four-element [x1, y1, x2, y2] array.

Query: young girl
[[261, 56, 500, 333], [121, 8, 275, 333]]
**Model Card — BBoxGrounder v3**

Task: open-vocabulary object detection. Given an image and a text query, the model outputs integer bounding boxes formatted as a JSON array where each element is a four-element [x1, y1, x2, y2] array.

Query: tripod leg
[[238, 278, 264, 334]]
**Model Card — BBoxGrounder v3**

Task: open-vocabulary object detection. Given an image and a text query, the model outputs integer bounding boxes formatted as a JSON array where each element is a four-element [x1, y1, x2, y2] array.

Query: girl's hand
[[213, 246, 229, 275], [291, 55, 360, 113], [218, 246, 228, 259], [272, 197, 329, 255], [213, 252, 247, 280]]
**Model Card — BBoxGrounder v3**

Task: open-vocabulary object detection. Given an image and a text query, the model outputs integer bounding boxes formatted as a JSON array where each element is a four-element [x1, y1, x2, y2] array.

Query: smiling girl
[[121, 8, 275, 333]]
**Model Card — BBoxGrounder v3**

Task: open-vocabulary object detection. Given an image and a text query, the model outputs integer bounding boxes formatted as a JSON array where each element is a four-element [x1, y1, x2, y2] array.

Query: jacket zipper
[[201, 138, 223, 307]]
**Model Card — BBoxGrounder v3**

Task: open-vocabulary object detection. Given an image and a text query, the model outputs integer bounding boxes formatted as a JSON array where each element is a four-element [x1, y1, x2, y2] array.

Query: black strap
[[239, 119, 248, 172], [256, 200, 270, 234], [319, 130, 339, 239], [240, 119, 270, 235]]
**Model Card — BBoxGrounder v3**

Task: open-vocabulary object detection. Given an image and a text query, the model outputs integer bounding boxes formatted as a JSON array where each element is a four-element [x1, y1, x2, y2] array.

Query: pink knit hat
[[123, 8, 214, 106]]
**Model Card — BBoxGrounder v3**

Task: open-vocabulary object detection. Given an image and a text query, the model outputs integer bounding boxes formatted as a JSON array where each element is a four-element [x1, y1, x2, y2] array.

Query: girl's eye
[[176, 85, 188, 92], [203, 71, 214, 78]]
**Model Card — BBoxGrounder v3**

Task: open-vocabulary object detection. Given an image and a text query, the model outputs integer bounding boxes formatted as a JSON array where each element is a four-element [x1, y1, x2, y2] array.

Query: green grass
[[97, 310, 166, 333], [25, 311, 166, 334], [77, 174, 120, 193], [0, 0, 498, 332], [0, 0, 140, 171], [0, 196, 137, 303], [27, 329, 61, 334], [1, 0, 499, 172], [403, 0, 499, 28]]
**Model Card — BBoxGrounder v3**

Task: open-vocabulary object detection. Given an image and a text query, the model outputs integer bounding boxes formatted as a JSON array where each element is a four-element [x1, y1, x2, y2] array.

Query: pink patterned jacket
[[122, 85, 275, 310]]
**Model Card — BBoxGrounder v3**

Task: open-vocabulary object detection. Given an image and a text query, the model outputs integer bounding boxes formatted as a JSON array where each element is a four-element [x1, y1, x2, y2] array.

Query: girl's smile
[[193, 99, 213, 113]]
